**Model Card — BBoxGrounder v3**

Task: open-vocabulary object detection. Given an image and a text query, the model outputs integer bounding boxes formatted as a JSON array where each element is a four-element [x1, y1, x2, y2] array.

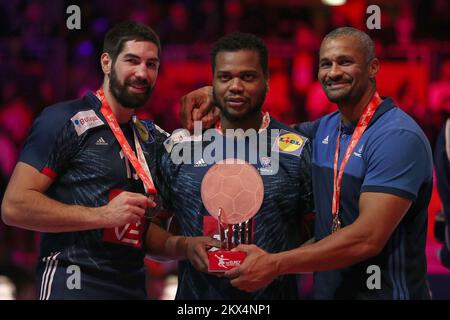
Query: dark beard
[[213, 87, 266, 123], [109, 66, 153, 109]]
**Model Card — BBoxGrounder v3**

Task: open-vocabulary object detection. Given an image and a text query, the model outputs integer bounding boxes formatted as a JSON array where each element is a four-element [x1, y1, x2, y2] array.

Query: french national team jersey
[[156, 116, 314, 300], [295, 97, 433, 299], [19, 92, 168, 299]]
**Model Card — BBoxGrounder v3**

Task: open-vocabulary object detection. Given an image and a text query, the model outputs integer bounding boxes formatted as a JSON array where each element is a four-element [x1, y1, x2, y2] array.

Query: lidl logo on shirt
[[272, 130, 306, 157], [71, 110, 104, 136]]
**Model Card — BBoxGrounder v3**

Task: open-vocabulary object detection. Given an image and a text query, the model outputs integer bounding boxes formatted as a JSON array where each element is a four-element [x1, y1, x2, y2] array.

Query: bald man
[[180, 27, 433, 300]]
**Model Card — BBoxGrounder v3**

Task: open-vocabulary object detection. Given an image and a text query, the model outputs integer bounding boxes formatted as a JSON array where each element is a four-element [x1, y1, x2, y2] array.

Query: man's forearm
[[145, 223, 188, 260], [274, 193, 409, 275], [2, 189, 105, 232], [273, 223, 380, 275]]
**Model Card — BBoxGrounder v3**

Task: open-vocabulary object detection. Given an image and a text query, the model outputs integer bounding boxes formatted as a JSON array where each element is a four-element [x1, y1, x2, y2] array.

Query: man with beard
[[1, 21, 217, 299], [179, 27, 433, 299], [156, 32, 313, 299]]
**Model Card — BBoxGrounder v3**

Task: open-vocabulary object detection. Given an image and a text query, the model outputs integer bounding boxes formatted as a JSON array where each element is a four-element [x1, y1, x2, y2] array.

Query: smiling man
[[1, 21, 215, 300], [156, 32, 313, 299], [212, 44, 267, 129], [179, 27, 433, 300], [226, 27, 433, 300]]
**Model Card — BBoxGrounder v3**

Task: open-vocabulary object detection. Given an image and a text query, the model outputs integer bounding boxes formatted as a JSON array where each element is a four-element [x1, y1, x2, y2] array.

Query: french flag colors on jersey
[[156, 117, 314, 299], [19, 92, 167, 299]]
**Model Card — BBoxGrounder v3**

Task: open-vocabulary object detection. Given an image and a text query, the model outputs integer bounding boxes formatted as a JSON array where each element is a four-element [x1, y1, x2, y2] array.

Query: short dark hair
[[210, 32, 269, 78], [323, 27, 375, 62], [103, 21, 161, 62]]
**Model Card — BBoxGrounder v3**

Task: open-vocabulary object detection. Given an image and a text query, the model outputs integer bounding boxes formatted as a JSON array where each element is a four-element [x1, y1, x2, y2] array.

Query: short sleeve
[[293, 120, 320, 140], [361, 129, 432, 200], [19, 107, 78, 178]]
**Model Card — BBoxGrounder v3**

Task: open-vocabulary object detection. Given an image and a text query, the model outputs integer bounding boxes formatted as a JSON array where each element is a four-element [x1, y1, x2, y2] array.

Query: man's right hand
[[102, 191, 156, 228], [184, 236, 221, 273], [179, 86, 220, 132]]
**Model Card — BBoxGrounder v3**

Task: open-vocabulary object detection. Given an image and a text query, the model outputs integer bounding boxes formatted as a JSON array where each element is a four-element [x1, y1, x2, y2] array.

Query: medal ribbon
[[331, 93, 382, 222], [96, 89, 157, 194]]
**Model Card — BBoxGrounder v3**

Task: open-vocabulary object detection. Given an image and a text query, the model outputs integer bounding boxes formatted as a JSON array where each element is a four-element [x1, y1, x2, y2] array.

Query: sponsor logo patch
[[272, 130, 306, 157], [163, 128, 192, 153], [71, 110, 104, 136]]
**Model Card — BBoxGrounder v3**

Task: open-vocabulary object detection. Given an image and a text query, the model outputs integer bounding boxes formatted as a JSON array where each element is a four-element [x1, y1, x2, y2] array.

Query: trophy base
[[208, 250, 246, 272]]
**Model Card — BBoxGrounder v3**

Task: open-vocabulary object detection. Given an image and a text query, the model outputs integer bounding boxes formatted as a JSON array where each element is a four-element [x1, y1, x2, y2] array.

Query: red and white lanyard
[[331, 92, 382, 233], [96, 89, 157, 194]]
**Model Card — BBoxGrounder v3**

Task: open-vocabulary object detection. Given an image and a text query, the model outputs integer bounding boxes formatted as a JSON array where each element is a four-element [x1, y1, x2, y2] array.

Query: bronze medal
[[331, 216, 341, 233]]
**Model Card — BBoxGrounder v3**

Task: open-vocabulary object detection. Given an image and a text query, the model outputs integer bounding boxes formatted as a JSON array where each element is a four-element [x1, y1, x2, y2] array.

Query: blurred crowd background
[[0, 0, 450, 299]]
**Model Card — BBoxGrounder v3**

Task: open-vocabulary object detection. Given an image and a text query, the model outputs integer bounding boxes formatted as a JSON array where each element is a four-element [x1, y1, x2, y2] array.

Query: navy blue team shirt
[[157, 117, 314, 300], [295, 97, 433, 299], [19, 92, 167, 299]]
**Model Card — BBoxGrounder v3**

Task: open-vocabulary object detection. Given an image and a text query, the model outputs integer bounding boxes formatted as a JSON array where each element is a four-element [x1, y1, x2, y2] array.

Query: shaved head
[[322, 27, 375, 62]]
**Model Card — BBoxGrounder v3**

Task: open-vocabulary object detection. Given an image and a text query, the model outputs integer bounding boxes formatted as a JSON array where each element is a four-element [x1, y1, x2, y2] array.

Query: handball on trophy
[[201, 159, 264, 272], [201, 158, 263, 225]]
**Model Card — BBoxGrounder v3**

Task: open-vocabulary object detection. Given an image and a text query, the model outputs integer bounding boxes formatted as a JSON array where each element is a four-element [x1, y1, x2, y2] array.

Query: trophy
[[201, 158, 264, 272]]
